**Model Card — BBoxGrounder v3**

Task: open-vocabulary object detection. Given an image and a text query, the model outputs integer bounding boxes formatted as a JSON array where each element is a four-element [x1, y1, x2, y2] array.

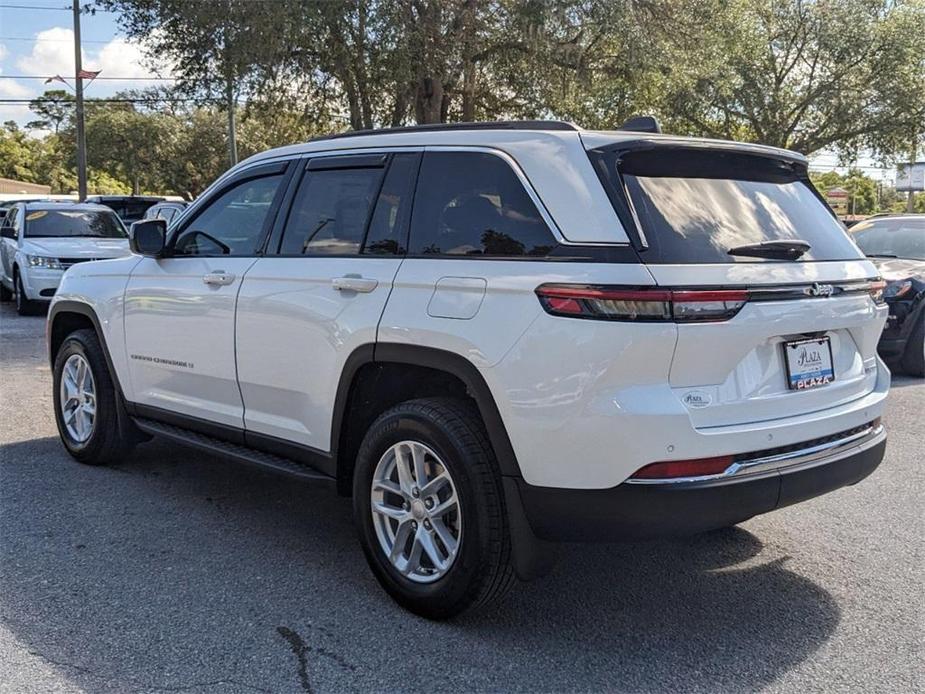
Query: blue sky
[[0, 1, 895, 182], [0, 1, 174, 126]]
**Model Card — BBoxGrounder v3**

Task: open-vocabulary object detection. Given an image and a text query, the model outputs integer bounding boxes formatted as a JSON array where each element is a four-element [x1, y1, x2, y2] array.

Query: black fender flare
[[47, 300, 143, 442], [331, 342, 523, 479], [331, 342, 556, 580]]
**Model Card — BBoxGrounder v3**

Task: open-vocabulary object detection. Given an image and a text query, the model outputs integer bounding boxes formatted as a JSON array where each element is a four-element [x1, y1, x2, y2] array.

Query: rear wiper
[[727, 240, 811, 260], [865, 253, 897, 258]]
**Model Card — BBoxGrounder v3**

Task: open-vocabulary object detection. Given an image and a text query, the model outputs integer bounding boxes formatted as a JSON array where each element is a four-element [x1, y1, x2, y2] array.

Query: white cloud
[[0, 43, 8, 61], [16, 27, 77, 77], [16, 28, 174, 84]]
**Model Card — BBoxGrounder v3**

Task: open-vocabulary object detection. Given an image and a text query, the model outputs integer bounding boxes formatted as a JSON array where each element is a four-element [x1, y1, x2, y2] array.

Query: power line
[[0, 4, 71, 9], [0, 36, 114, 44], [0, 97, 222, 103], [0, 3, 116, 9], [0, 75, 176, 80]]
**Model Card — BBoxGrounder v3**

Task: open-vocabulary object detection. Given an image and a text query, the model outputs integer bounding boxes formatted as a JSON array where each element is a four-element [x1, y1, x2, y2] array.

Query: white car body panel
[[235, 256, 403, 450], [122, 256, 258, 428], [52, 255, 140, 386]]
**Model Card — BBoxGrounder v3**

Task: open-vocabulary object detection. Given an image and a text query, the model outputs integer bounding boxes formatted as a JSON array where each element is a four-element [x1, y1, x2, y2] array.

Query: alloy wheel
[[60, 354, 96, 443], [370, 440, 462, 583]]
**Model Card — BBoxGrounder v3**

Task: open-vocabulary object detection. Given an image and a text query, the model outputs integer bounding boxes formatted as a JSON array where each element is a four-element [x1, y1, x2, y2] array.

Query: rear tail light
[[630, 455, 734, 480], [535, 285, 747, 322]]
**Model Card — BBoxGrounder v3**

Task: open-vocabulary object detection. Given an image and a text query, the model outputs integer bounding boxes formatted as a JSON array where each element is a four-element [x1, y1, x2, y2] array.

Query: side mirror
[[129, 219, 166, 257], [0, 225, 16, 240]]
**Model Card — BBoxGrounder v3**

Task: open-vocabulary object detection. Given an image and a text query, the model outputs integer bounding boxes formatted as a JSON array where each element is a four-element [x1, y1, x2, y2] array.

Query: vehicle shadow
[[0, 436, 840, 693]]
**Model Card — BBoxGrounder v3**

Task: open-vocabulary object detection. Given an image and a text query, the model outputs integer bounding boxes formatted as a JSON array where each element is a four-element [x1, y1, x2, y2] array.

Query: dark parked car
[[85, 195, 165, 224], [141, 201, 187, 225], [851, 214, 925, 376]]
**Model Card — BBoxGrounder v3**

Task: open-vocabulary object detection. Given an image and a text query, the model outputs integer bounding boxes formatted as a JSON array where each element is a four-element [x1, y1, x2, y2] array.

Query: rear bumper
[[514, 424, 886, 541]]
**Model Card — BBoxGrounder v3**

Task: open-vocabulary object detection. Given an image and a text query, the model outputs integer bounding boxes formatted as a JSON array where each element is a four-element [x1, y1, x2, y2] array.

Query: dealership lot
[[1, 302, 922, 693]]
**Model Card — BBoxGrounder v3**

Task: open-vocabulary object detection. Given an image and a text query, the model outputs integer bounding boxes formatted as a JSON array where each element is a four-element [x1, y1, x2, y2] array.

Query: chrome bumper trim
[[625, 423, 885, 486]]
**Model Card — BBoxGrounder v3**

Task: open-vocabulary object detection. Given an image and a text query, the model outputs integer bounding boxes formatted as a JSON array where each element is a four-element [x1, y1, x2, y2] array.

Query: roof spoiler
[[619, 115, 662, 134]]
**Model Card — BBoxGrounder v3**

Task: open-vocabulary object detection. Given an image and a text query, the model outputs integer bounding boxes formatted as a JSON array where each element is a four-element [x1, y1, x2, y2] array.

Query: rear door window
[[598, 148, 864, 264], [408, 152, 557, 257], [278, 166, 383, 256]]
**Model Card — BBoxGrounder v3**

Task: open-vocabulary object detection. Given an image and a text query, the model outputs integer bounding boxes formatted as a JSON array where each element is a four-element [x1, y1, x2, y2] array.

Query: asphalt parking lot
[[1, 301, 922, 694]]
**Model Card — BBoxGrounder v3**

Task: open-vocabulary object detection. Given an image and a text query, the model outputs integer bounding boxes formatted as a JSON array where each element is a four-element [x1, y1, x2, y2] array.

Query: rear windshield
[[599, 148, 864, 264], [97, 200, 159, 222], [24, 209, 127, 238], [850, 217, 925, 261]]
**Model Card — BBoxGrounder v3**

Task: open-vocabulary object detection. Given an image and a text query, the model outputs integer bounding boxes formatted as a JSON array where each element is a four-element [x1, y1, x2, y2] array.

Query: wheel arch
[[48, 300, 126, 400], [331, 343, 523, 496]]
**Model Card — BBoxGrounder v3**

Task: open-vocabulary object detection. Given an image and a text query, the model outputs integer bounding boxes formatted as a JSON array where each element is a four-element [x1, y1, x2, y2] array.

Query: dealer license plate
[[784, 337, 835, 390]]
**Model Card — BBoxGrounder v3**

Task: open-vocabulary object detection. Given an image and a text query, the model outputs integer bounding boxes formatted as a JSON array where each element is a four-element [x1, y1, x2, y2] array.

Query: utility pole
[[225, 72, 237, 167], [72, 0, 88, 201], [224, 4, 237, 167]]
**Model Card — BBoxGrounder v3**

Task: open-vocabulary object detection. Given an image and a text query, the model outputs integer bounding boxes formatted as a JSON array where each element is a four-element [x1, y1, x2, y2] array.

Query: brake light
[[535, 285, 747, 322], [630, 455, 734, 480]]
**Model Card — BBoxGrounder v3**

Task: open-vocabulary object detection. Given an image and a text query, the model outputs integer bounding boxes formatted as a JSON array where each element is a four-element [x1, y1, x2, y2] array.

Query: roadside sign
[[896, 162, 925, 192], [825, 187, 849, 214]]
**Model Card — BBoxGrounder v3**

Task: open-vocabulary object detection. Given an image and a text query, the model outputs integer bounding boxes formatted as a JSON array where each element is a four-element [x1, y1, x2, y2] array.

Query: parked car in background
[[851, 214, 925, 376], [0, 202, 130, 315], [47, 121, 889, 617], [85, 195, 165, 224], [141, 201, 188, 225]]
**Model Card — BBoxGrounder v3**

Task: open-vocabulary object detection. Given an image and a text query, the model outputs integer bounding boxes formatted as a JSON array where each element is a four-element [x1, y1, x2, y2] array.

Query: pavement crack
[[277, 626, 314, 693], [27, 650, 92, 674]]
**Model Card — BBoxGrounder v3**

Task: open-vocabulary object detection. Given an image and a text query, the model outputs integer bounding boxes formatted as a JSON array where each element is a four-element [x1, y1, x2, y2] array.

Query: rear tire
[[0, 281, 11, 302], [353, 397, 515, 619], [53, 328, 135, 465], [900, 316, 924, 377]]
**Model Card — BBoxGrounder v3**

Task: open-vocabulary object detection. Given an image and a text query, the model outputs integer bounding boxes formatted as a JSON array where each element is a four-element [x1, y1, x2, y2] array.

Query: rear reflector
[[630, 455, 734, 480], [536, 285, 747, 322]]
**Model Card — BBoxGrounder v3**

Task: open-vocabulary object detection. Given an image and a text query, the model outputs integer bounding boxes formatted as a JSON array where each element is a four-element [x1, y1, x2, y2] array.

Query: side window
[[278, 166, 382, 256], [409, 152, 557, 257], [363, 153, 419, 255], [174, 174, 284, 256]]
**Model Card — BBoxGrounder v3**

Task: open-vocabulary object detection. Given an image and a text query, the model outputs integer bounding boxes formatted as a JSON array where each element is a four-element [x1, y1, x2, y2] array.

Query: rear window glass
[[409, 152, 557, 257], [24, 209, 126, 238], [602, 149, 864, 264], [850, 217, 925, 261]]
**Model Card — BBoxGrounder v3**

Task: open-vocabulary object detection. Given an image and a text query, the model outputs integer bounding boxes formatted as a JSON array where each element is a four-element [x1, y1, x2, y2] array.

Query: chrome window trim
[[625, 423, 885, 486]]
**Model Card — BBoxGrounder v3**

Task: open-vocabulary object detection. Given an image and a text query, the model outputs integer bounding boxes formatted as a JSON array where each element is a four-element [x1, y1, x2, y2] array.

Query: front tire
[[0, 280, 11, 302], [353, 397, 515, 619], [53, 328, 135, 465], [14, 272, 38, 316]]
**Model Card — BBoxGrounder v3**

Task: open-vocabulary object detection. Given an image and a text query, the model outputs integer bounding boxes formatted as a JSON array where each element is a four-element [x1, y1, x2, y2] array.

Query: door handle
[[331, 275, 378, 293], [202, 270, 236, 286]]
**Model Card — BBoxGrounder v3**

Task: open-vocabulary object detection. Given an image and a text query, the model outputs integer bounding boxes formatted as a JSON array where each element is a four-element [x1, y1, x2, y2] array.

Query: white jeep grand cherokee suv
[[47, 120, 889, 618]]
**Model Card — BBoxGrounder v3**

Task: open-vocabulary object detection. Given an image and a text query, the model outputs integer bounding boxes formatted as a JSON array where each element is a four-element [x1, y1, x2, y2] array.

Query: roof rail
[[310, 120, 580, 142]]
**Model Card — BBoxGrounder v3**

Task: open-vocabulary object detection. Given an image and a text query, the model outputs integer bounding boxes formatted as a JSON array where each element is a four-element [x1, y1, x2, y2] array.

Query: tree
[[662, 0, 925, 156], [26, 90, 75, 135], [0, 122, 41, 183]]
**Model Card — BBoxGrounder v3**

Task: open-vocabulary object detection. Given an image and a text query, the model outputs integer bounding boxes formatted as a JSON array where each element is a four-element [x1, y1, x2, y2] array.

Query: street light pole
[[72, 0, 88, 201]]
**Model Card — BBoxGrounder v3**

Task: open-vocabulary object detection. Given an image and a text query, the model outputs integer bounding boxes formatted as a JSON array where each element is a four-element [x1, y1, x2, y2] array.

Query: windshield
[[599, 148, 864, 264], [24, 209, 127, 238], [850, 217, 925, 261]]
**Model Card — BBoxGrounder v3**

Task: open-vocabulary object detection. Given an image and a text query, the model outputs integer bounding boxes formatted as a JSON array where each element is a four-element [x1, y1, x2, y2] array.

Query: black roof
[[85, 195, 165, 202], [310, 120, 580, 142]]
